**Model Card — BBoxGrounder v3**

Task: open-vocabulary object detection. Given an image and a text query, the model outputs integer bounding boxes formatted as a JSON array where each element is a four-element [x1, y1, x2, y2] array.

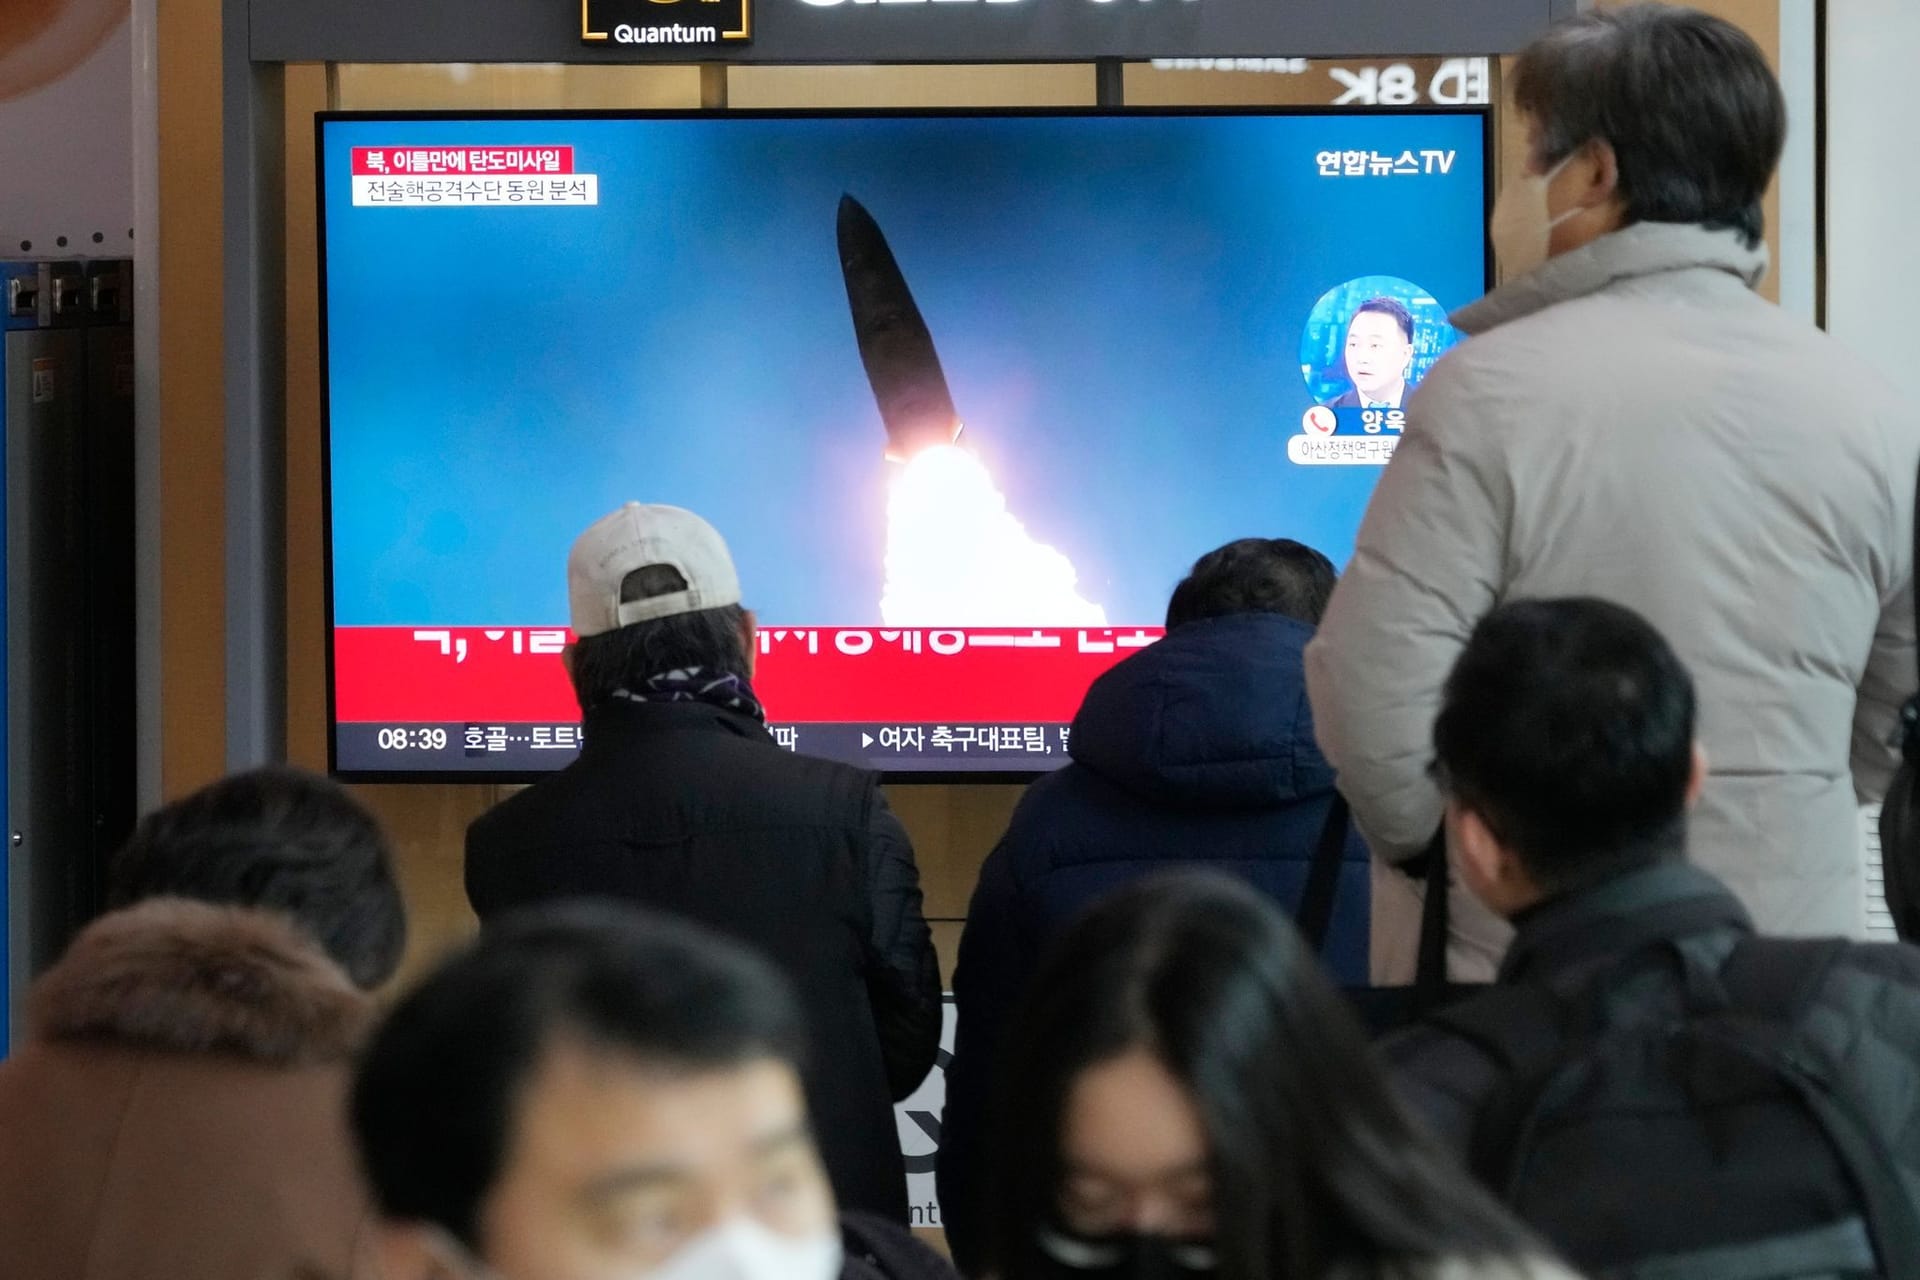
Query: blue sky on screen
[[322, 112, 1487, 626]]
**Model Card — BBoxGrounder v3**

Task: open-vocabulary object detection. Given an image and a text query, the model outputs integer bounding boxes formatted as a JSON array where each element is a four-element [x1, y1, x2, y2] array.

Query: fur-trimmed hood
[[28, 898, 370, 1065]]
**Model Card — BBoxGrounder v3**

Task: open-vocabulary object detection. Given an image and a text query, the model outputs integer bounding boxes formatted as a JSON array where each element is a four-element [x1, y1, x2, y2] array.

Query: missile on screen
[[836, 193, 965, 462]]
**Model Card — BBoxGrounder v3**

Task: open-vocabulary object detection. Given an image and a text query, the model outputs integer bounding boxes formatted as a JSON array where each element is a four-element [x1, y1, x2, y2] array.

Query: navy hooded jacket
[[935, 611, 1369, 1272]]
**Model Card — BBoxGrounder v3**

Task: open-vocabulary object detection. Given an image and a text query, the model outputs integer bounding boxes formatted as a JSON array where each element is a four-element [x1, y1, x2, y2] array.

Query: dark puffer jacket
[[936, 612, 1369, 1272]]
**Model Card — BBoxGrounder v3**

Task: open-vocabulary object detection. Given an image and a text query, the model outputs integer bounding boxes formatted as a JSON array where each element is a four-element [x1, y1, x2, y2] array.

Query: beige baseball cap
[[566, 503, 743, 638]]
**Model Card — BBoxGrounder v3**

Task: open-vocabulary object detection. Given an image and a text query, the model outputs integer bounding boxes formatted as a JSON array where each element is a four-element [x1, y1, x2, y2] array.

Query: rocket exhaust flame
[[881, 446, 1107, 628], [838, 196, 1104, 626]]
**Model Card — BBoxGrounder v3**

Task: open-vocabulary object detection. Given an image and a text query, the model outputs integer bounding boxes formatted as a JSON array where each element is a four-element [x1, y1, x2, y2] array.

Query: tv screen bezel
[[315, 104, 1496, 784]]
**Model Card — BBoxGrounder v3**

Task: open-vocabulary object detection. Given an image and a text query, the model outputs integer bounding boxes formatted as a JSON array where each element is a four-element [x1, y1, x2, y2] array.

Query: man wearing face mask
[[1306, 2, 1920, 983], [351, 901, 957, 1280]]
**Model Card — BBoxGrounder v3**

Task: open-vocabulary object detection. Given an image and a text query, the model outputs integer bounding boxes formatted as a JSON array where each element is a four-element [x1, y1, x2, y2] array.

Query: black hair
[[1165, 538, 1337, 629], [108, 766, 405, 989], [1512, 4, 1785, 249], [986, 873, 1543, 1280], [569, 563, 751, 709], [1352, 296, 1414, 342], [351, 900, 807, 1245], [1433, 597, 1696, 895]]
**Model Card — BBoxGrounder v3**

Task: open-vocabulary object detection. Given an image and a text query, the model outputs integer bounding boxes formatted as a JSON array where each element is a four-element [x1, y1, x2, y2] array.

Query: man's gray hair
[[1512, 4, 1785, 249]]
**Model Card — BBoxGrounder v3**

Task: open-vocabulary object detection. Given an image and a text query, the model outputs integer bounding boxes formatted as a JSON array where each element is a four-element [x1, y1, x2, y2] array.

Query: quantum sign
[[582, 0, 750, 46]]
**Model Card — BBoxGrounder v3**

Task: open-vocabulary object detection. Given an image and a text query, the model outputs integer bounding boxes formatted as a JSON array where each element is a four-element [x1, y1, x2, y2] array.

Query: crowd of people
[[5, 4, 1920, 1279]]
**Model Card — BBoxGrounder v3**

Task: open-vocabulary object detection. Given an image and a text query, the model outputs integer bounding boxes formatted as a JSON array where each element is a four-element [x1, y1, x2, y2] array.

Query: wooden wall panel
[[155, 0, 226, 798], [284, 61, 329, 776], [332, 63, 703, 111], [352, 782, 494, 990], [727, 63, 1091, 108]]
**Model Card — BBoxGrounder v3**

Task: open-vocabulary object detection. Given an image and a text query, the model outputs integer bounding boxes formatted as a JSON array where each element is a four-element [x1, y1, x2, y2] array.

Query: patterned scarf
[[611, 666, 767, 725]]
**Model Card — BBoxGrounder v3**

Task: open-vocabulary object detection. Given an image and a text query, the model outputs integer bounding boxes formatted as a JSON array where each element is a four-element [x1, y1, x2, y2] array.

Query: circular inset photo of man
[[1299, 277, 1463, 411]]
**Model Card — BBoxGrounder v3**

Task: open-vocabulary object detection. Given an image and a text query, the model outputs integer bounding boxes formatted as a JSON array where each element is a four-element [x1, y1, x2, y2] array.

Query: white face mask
[[646, 1219, 842, 1280], [431, 1218, 842, 1280], [1488, 155, 1582, 279]]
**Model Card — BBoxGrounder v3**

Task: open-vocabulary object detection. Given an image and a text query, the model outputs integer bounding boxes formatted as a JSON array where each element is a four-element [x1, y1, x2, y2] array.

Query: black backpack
[[1430, 931, 1920, 1279]]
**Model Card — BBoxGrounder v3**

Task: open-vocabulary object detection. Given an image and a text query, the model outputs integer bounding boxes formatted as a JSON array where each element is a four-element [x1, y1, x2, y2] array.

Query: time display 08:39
[[376, 727, 451, 751]]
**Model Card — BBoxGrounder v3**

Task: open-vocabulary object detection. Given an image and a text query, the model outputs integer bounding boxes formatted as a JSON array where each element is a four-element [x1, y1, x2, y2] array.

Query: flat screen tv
[[318, 107, 1491, 780]]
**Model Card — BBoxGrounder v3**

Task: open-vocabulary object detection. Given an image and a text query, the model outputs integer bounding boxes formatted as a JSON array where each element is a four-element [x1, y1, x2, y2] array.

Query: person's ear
[[1561, 136, 1619, 206], [1448, 800, 1537, 916], [1546, 138, 1625, 255], [1685, 742, 1709, 808], [1449, 801, 1503, 890], [740, 609, 759, 678]]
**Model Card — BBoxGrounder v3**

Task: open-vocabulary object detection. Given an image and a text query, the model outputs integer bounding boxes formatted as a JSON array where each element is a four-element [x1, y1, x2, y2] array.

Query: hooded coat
[[0, 899, 378, 1280], [935, 611, 1368, 1273]]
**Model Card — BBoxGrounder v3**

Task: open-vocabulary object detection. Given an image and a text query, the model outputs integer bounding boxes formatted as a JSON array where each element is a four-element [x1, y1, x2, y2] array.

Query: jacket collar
[[581, 697, 770, 755], [1500, 861, 1751, 984], [28, 898, 369, 1065], [1068, 612, 1332, 808], [1453, 222, 1769, 336]]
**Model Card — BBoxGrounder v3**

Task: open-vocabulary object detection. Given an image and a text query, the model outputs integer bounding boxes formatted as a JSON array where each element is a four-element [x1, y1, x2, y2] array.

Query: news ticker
[[336, 720, 1074, 773]]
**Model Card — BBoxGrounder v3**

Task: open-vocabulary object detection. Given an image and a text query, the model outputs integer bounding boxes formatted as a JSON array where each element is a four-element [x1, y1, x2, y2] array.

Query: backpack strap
[[1295, 795, 1447, 998], [1412, 827, 1450, 1005], [1717, 938, 1920, 1278], [1296, 792, 1348, 954]]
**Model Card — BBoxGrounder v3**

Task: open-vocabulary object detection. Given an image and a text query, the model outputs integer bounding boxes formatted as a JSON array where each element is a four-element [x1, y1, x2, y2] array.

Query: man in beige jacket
[[1307, 4, 1920, 980]]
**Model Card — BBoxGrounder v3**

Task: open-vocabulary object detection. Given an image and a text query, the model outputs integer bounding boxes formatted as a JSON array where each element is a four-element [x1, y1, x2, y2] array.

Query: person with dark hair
[[355, 901, 955, 1280], [466, 502, 942, 1224], [1326, 297, 1417, 410], [937, 537, 1366, 1272], [0, 767, 407, 1280], [1385, 599, 1920, 1276], [1308, 3, 1920, 981], [986, 872, 1576, 1280], [108, 762, 408, 986]]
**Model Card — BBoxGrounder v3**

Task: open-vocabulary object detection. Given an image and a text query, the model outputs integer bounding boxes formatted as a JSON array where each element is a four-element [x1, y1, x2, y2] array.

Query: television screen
[[319, 108, 1490, 779]]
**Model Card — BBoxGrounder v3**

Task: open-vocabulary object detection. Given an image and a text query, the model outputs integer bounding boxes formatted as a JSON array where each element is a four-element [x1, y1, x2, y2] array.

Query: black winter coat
[[935, 612, 1369, 1272], [466, 699, 943, 1223]]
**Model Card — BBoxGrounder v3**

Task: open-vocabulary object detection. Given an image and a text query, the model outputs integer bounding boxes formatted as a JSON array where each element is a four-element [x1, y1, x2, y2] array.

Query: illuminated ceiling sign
[[582, 0, 751, 47]]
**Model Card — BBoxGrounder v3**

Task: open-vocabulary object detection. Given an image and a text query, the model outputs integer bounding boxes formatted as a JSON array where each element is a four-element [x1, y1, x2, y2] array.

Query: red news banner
[[333, 626, 1165, 724]]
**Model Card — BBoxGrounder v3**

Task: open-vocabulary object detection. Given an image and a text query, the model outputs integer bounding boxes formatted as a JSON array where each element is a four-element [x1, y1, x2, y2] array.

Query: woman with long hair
[[984, 872, 1578, 1280]]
